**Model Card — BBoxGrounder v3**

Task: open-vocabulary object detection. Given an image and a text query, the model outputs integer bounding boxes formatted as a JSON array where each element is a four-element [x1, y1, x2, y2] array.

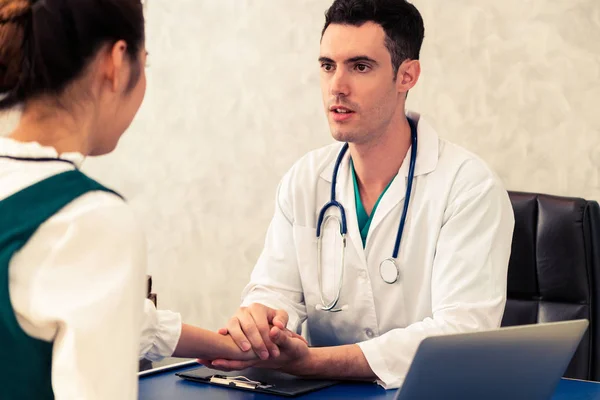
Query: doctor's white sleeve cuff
[[140, 299, 183, 362], [241, 295, 301, 333], [358, 339, 404, 389]]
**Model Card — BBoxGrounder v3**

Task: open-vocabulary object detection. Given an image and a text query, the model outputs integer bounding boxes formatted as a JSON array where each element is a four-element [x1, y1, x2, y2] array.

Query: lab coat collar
[[319, 111, 440, 183], [317, 111, 440, 264], [0, 137, 86, 168]]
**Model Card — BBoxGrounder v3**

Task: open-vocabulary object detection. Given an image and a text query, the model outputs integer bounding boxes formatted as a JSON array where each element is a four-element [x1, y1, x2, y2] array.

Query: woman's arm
[[173, 324, 258, 361]]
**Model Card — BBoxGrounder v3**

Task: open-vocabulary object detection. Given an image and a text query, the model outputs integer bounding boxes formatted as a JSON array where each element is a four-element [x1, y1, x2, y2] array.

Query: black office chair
[[502, 191, 600, 381]]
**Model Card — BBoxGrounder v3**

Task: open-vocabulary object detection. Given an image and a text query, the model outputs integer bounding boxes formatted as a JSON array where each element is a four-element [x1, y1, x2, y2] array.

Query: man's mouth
[[330, 106, 355, 114]]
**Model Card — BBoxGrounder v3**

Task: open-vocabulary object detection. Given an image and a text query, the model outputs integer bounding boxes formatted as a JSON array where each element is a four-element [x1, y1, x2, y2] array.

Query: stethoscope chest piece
[[380, 258, 400, 284]]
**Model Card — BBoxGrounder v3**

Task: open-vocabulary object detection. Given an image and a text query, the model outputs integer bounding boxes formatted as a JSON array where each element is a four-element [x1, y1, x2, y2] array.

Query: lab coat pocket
[[292, 224, 344, 310]]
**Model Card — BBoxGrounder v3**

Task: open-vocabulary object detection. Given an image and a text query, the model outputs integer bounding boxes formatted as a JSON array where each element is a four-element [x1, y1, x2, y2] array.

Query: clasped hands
[[199, 303, 311, 375]]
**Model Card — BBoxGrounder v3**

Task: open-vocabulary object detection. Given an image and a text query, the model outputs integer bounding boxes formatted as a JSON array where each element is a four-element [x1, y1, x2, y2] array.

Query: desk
[[139, 364, 600, 399]]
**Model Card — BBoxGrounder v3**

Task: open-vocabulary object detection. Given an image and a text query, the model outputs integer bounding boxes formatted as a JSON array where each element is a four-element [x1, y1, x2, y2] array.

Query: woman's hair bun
[[0, 0, 31, 92]]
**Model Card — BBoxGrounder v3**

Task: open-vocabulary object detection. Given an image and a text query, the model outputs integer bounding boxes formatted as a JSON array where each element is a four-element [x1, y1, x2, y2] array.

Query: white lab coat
[[241, 112, 515, 389], [0, 138, 181, 399]]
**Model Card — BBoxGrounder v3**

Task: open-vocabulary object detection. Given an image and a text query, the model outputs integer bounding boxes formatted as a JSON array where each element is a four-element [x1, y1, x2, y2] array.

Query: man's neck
[[350, 117, 412, 215]]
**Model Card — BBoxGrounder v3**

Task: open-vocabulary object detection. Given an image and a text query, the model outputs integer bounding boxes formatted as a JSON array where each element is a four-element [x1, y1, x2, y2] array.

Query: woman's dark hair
[[322, 0, 424, 75], [0, 0, 145, 110]]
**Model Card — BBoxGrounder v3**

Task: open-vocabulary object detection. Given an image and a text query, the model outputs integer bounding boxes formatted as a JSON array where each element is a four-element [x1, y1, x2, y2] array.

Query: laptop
[[395, 319, 589, 400]]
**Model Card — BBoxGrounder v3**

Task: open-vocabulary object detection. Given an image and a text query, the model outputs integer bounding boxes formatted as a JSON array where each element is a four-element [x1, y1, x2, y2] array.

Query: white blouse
[[0, 137, 181, 399]]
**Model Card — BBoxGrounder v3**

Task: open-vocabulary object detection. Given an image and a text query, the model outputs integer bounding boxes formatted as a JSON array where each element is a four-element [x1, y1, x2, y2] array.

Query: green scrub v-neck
[[350, 159, 395, 247]]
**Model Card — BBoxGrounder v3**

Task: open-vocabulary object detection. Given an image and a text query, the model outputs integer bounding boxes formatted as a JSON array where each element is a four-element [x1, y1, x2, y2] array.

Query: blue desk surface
[[139, 364, 600, 400]]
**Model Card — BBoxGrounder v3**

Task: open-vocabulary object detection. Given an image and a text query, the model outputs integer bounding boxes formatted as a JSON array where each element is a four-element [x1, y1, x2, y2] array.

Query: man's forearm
[[288, 344, 377, 381]]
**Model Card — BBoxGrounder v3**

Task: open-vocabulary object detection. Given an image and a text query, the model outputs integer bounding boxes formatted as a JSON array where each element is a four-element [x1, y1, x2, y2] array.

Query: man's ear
[[395, 59, 421, 94]]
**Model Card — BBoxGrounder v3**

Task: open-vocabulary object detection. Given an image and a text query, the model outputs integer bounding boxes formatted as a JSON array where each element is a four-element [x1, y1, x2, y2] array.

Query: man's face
[[320, 22, 401, 145]]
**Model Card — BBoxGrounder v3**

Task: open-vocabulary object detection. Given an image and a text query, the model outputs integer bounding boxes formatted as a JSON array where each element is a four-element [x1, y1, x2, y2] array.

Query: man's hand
[[218, 303, 290, 360], [200, 330, 375, 382], [200, 325, 311, 374]]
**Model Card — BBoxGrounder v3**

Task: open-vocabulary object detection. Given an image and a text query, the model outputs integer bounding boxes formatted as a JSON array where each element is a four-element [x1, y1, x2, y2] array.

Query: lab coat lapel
[[338, 152, 369, 268], [366, 113, 439, 248], [366, 154, 409, 249], [318, 145, 367, 268]]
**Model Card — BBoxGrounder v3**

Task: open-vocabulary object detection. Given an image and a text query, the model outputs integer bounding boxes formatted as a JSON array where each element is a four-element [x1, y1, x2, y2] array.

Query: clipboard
[[176, 366, 339, 397]]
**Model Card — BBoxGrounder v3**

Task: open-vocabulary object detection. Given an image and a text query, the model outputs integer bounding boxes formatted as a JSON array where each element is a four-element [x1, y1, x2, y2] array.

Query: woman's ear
[[103, 40, 128, 92]]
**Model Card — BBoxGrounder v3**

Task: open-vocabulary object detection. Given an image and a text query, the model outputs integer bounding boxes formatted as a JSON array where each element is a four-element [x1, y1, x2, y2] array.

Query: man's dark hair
[[322, 0, 424, 75]]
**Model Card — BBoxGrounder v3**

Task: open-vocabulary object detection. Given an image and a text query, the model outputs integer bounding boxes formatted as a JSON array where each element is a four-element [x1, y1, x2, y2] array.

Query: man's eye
[[321, 63, 334, 72], [355, 64, 370, 72]]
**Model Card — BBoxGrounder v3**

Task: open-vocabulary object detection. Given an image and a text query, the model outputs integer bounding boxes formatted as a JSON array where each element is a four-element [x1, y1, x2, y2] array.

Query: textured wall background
[[1, 0, 599, 329]]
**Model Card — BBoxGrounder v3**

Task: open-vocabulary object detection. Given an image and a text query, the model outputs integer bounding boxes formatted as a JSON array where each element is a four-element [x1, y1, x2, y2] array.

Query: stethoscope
[[315, 119, 418, 312]]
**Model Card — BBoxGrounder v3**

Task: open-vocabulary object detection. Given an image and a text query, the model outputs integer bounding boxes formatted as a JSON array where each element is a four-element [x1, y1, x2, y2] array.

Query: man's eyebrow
[[318, 56, 379, 65], [346, 56, 379, 65]]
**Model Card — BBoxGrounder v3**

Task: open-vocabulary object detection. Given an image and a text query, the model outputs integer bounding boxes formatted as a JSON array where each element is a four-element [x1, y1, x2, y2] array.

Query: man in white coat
[[202, 0, 515, 389]]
